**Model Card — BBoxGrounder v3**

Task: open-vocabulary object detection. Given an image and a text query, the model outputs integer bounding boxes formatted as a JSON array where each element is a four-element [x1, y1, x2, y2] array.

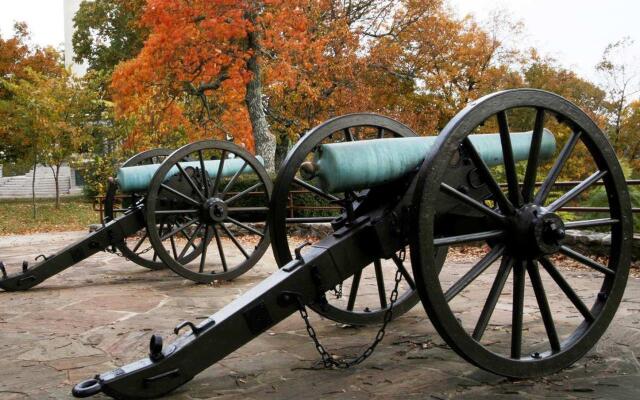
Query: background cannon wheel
[[410, 89, 633, 378], [270, 113, 429, 325], [108, 149, 203, 270], [146, 140, 272, 283]]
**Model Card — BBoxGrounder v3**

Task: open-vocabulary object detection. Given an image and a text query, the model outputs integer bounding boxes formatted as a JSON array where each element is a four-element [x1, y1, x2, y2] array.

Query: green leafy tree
[[0, 69, 93, 210], [72, 0, 148, 73], [0, 22, 62, 164]]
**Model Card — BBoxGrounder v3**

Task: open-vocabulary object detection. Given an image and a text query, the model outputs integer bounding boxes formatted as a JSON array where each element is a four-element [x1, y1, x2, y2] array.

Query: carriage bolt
[[149, 334, 164, 362], [212, 204, 224, 217], [22, 261, 28, 273], [545, 220, 566, 242]]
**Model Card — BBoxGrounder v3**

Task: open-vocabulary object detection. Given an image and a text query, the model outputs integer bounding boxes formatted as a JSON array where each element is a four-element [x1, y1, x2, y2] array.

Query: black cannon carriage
[[62, 89, 631, 398], [0, 140, 273, 290]]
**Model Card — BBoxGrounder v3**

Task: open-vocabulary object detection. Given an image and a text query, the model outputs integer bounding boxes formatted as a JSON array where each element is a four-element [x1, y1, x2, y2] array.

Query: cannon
[[0, 140, 272, 290], [73, 89, 632, 398]]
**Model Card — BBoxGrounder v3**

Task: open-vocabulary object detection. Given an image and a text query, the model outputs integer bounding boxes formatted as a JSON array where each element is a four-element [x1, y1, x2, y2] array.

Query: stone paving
[[1, 231, 639, 399]]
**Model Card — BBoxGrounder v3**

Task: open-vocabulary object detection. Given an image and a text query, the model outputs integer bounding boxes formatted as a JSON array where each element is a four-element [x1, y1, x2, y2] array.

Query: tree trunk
[[31, 154, 37, 219], [245, 11, 276, 172], [51, 165, 60, 209], [274, 132, 291, 170]]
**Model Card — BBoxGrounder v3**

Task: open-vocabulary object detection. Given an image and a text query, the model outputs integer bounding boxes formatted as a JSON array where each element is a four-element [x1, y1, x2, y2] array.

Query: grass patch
[[0, 197, 100, 236]]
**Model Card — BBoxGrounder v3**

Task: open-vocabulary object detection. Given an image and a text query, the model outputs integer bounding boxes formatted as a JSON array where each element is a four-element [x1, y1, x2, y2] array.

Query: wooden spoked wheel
[[109, 149, 204, 270], [146, 140, 272, 283], [270, 113, 427, 325], [410, 89, 633, 378]]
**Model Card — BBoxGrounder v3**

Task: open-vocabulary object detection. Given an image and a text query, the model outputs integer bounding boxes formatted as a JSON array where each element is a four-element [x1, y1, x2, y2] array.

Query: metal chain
[[296, 261, 403, 369], [333, 283, 343, 299]]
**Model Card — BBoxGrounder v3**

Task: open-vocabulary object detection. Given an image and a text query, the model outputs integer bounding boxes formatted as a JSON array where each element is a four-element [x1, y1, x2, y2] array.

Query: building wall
[[64, 0, 88, 76]]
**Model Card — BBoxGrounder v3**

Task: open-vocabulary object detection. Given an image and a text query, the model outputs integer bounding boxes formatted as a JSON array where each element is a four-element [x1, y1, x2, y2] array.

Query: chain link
[[333, 283, 343, 299], [296, 258, 404, 369]]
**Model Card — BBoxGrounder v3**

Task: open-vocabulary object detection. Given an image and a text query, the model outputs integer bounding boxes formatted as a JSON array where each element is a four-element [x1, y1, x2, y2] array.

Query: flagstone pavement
[[1, 231, 639, 399]]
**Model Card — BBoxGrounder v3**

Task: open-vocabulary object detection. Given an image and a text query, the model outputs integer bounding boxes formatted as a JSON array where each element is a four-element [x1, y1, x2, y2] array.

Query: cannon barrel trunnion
[[0, 140, 271, 290], [73, 89, 633, 398]]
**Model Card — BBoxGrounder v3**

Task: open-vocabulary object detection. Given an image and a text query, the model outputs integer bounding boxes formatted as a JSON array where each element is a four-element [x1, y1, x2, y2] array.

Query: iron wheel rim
[[410, 89, 632, 378], [270, 113, 421, 325], [114, 149, 204, 270], [146, 140, 272, 283]]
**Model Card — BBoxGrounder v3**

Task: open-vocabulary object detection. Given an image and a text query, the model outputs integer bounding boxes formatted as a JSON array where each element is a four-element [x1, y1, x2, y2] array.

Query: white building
[[0, 1, 88, 197], [64, 0, 88, 76]]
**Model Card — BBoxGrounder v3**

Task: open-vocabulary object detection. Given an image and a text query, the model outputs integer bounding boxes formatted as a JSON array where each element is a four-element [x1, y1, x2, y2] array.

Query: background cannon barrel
[[117, 156, 264, 193], [311, 130, 555, 193]]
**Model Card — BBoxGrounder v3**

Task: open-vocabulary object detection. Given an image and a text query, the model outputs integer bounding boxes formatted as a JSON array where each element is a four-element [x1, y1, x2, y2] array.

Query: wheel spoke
[[222, 162, 248, 197], [377, 127, 384, 139], [179, 224, 203, 259], [293, 178, 341, 202], [226, 217, 264, 237], [344, 128, 355, 141], [198, 150, 211, 197], [392, 254, 415, 290], [347, 270, 362, 311], [497, 111, 521, 207], [559, 245, 615, 275], [220, 223, 250, 259], [522, 108, 546, 202], [539, 256, 595, 322], [547, 170, 607, 212], [225, 182, 263, 204], [373, 259, 388, 309], [176, 163, 206, 201], [160, 183, 201, 206], [199, 227, 211, 273], [132, 231, 148, 253], [228, 206, 269, 213], [169, 234, 179, 259], [463, 138, 515, 215], [534, 130, 582, 205], [160, 218, 198, 241], [440, 183, 506, 224], [212, 151, 227, 196], [472, 256, 513, 341], [178, 227, 199, 251], [564, 218, 619, 229], [445, 244, 504, 302], [213, 225, 228, 272], [511, 260, 526, 359], [155, 209, 199, 215], [526, 260, 561, 353], [434, 230, 504, 247]]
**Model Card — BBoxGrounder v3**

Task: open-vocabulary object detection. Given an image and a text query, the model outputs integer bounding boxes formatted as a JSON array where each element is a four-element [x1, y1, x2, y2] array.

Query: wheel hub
[[507, 204, 565, 258], [203, 198, 228, 223]]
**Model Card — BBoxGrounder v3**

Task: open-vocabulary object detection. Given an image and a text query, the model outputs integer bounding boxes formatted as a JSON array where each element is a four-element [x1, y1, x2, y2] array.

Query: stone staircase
[[0, 165, 82, 199]]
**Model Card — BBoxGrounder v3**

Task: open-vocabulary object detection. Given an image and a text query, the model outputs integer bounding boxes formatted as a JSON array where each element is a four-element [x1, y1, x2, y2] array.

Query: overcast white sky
[[0, 0, 638, 84], [448, 0, 640, 84]]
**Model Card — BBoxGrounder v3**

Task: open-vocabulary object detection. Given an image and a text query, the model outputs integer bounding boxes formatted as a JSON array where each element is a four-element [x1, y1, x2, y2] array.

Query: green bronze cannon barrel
[[309, 130, 555, 193], [117, 156, 263, 193]]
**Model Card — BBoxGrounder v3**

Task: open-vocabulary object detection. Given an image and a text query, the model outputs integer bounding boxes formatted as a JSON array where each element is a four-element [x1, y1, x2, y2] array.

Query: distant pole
[[32, 152, 37, 219]]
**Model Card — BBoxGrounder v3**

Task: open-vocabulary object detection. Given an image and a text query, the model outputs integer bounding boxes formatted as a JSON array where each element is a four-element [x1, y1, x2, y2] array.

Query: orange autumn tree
[[113, 0, 540, 169], [112, 0, 315, 170]]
